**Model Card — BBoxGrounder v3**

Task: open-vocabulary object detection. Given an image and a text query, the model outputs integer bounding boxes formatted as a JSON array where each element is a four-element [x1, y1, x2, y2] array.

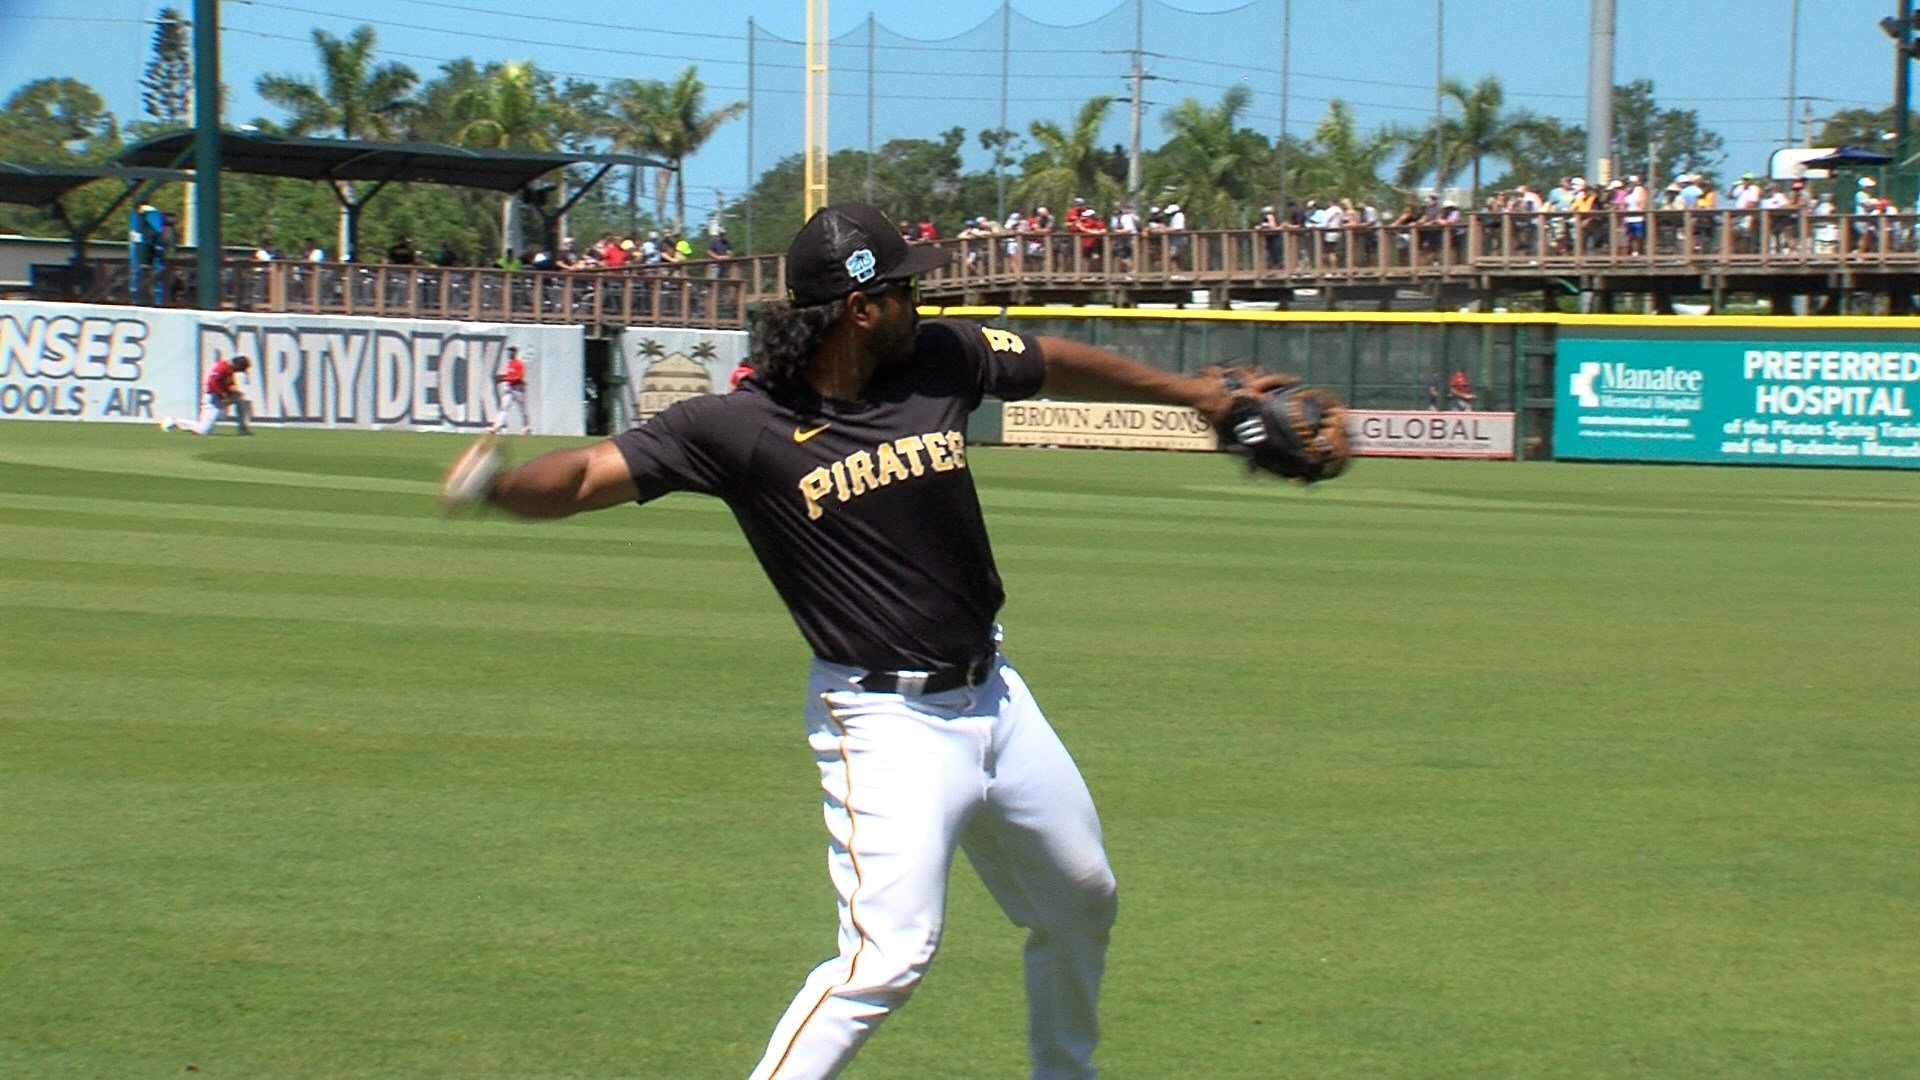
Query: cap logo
[[845, 247, 877, 283]]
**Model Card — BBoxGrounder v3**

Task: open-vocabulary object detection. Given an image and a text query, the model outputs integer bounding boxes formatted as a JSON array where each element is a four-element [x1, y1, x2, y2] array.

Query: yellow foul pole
[[804, 0, 829, 218]]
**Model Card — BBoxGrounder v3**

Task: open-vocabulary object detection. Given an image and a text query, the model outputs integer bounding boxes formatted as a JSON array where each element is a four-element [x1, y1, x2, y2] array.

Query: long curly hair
[[747, 300, 841, 397]]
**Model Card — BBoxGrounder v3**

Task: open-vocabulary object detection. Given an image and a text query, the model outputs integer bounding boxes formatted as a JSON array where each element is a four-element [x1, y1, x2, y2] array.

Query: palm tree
[[1396, 76, 1515, 205], [598, 78, 668, 232], [1293, 101, 1397, 205], [450, 61, 556, 152], [1148, 86, 1267, 226], [1012, 95, 1119, 216], [450, 61, 558, 257], [644, 67, 746, 232], [256, 26, 416, 257], [256, 26, 416, 140]]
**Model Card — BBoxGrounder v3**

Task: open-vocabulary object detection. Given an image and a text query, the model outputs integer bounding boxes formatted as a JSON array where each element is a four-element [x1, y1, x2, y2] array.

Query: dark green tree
[[139, 8, 193, 130], [868, 127, 969, 225], [1611, 79, 1724, 185], [1811, 106, 1896, 149], [1489, 113, 1588, 193], [0, 77, 124, 236]]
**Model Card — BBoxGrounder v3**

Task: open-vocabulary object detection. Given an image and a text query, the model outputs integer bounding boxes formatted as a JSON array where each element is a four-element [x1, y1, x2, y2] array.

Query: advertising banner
[[1555, 334, 1920, 467], [616, 327, 750, 429], [1000, 400, 1220, 451], [0, 301, 586, 434], [1347, 410, 1514, 458]]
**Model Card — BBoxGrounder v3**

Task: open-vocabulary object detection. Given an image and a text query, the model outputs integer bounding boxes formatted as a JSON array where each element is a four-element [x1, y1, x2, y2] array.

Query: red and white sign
[[1348, 409, 1515, 459]]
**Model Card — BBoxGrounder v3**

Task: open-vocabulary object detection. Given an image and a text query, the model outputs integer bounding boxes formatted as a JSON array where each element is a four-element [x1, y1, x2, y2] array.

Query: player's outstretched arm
[[1033, 335, 1293, 426], [441, 438, 638, 519]]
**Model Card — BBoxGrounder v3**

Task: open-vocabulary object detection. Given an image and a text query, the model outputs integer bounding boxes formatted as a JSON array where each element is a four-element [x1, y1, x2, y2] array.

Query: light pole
[[1433, 0, 1444, 197], [1586, 0, 1615, 185], [1277, 0, 1290, 211]]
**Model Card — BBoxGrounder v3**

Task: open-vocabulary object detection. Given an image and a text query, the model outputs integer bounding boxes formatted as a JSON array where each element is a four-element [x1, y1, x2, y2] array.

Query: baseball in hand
[[440, 435, 504, 514]]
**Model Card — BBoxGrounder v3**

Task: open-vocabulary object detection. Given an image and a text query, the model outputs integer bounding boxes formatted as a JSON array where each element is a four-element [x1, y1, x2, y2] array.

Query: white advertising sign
[[0, 301, 586, 434], [1001, 400, 1221, 451], [616, 327, 750, 429], [1347, 409, 1516, 458]]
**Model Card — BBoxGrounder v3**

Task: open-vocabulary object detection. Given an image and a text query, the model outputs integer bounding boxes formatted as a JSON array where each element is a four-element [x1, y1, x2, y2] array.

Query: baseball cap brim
[[887, 243, 951, 281]]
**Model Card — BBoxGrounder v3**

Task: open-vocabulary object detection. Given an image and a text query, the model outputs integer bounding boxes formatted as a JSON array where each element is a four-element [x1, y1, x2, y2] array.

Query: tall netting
[[740, 1, 1308, 253], [994, 315, 1532, 415]]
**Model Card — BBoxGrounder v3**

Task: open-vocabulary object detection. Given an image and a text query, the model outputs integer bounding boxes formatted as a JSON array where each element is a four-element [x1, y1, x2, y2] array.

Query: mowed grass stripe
[[2, 423, 1916, 1079]]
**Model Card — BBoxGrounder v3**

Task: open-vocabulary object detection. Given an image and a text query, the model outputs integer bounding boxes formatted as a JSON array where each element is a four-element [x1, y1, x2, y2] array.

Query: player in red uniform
[[489, 347, 531, 435], [159, 355, 253, 435]]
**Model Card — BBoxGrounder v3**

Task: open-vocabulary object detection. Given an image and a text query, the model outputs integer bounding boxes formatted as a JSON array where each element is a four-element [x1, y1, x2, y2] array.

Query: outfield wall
[[0, 300, 587, 435], [932, 307, 1920, 468], [8, 298, 1915, 467]]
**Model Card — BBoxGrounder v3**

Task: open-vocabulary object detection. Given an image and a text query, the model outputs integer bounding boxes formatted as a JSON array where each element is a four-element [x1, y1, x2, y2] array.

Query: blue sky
[[0, 0, 1901, 221]]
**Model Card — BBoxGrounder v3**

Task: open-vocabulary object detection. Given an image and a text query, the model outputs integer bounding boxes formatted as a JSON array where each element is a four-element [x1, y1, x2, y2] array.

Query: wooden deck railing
[[52, 209, 1920, 327]]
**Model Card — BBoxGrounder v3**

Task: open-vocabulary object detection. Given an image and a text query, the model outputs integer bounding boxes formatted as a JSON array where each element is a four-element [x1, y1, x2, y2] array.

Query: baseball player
[[159, 355, 253, 436], [439, 202, 1295, 1080], [490, 346, 531, 434]]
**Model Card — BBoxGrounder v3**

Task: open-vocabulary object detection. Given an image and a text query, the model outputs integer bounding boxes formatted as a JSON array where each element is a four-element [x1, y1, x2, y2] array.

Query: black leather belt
[[854, 652, 995, 695]]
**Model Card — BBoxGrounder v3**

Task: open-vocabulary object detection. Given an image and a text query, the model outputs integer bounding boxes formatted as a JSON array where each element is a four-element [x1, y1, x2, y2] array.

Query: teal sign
[[1554, 335, 1920, 467]]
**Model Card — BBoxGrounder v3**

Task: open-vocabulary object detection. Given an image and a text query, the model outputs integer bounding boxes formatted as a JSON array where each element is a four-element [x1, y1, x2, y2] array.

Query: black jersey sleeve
[[609, 393, 749, 503], [920, 319, 1047, 407]]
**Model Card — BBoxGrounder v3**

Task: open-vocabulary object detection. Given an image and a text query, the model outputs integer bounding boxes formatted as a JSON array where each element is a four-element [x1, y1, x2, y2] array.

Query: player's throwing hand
[[439, 435, 503, 514]]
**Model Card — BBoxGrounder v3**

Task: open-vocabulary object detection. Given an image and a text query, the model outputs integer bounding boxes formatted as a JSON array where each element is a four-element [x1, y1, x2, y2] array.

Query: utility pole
[[865, 14, 875, 204], [1586, 0, 1616, 185], [1128, 0, 1145, 212], [191, 0, 221, 309], [1786, 0, 1801, 146], [997, 1, 1009, 221], [746, 17, 755, 253]]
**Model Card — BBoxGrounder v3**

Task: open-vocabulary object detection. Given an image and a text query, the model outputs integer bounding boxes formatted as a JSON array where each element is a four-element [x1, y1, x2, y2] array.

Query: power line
[[0, 14, 148, 26]]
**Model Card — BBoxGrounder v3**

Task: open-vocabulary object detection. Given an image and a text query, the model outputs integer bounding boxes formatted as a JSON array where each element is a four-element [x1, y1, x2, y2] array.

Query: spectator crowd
[[233, 170, 1919, 278]]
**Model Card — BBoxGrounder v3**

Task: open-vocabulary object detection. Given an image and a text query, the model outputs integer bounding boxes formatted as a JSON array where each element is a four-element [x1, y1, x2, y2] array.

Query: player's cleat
[[158, 418, 174, 431]]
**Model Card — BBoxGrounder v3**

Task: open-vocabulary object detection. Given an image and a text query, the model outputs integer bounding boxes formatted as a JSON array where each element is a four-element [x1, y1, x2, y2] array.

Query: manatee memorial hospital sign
[[1555, 332, 1920, 468]]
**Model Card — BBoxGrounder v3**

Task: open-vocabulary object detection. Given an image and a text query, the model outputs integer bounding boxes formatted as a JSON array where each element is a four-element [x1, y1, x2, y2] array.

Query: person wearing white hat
[[1731, 172, 1764, 253], [1153, 202, 1188, 273], [1853, 176, 1882, 252]]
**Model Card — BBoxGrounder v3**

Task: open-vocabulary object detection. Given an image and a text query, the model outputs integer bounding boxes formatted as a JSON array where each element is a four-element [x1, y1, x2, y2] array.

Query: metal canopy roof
[[115, 131, 665, 192], [0, 162, 192, 209]]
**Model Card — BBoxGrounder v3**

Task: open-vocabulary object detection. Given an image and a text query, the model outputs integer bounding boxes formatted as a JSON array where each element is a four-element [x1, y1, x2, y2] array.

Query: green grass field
[[2, 421, 1915, 1079]]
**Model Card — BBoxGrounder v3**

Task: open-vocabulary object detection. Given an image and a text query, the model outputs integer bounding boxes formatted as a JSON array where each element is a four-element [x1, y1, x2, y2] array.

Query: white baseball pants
[[748, 652, 1117, 1080], [493, 385, 528, 433], [172, 393, 242, 435]]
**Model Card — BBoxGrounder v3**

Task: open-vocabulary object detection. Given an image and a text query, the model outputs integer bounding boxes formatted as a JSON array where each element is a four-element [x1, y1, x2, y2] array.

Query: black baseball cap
[[785, 202, 950, 306]]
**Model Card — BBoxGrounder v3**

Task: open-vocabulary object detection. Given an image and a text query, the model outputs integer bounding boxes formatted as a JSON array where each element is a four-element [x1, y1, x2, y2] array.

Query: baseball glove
[[1214, 372, 1352, 484]]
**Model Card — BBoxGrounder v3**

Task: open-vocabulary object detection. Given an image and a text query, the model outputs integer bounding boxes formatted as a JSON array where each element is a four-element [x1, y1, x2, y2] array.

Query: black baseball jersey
[[611, 319, 1047, 672]]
